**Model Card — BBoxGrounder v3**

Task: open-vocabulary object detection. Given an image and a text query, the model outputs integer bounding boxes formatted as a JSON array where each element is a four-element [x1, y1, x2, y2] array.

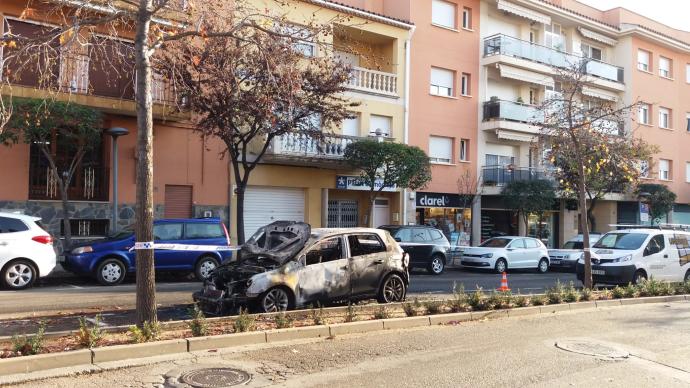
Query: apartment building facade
[[0, 0, 413, 243]]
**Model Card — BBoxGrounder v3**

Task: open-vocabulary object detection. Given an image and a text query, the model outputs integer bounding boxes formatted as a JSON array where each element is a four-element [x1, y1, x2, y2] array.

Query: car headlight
[[612, 254, 632, 263], [480, 253, 493, 258], [403, 252, 410, 267], [71, 246, 93, 254]]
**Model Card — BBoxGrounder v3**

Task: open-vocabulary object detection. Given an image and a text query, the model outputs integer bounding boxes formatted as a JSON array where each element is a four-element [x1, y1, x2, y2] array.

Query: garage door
[[244, 186, 305, 238], [164, 185, 193, 218]]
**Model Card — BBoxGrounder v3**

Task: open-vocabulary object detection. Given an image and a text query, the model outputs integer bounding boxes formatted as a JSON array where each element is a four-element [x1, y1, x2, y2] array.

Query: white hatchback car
[[460, 236, 550, 273], [0, 212, 57, 290]]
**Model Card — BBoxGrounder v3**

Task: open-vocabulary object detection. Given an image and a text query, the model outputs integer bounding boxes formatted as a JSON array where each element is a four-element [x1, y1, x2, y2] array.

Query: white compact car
[[0, 212, 56, 290], [548, 233, 602, 271], [460, 236, 550, 273], [577, 228, 690, 285]]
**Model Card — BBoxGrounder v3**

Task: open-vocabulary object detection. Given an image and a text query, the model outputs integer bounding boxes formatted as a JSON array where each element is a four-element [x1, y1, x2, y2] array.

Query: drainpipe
[[402, 26, 416, 226], [227, 158, 233, 243]]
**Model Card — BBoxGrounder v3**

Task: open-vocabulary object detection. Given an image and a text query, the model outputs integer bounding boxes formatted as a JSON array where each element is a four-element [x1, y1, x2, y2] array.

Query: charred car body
[[193, 221, 410, 314]]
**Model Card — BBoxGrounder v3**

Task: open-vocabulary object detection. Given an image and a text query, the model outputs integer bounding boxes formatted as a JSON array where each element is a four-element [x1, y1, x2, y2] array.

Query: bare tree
[[536, 61, 657, 289], [456, 170, 481, 245], [1, 0, 353, 326], [162, 24, 357, 243]]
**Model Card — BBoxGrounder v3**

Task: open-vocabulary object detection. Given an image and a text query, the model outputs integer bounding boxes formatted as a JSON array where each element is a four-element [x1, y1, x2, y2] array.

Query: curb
[[1, 294, 688, 380]]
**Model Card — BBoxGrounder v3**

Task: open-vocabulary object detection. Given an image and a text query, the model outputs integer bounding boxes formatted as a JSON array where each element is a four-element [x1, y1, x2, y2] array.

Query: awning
[[496, 129, 537, 142], [582, 86, 619, 102], [497, 0, 551, 25], [577, 27, 618, 46], [498, 64, 555, 88]]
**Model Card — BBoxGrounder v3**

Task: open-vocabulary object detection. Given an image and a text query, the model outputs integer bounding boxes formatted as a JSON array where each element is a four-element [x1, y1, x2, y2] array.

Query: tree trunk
[[60, 185, 72, 250], [578, 166, 592, 289], [587, 197, 598, 233], [134, 0, 157, 327], [368, 191, 376, 227], [236, 185, 246, 244]]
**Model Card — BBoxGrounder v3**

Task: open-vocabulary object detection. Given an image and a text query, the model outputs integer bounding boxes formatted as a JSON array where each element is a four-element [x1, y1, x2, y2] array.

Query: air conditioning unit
[[203, 210, 213, 218]]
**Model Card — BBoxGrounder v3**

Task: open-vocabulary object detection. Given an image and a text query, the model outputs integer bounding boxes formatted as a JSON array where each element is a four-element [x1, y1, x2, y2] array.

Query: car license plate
[[592, 270, 605, 275], [551, 260, 561, 265]]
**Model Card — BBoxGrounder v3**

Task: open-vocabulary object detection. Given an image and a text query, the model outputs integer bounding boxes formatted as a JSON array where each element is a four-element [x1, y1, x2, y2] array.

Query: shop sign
[[336, 176, 397, 192], [640, 202, 650, 223], [416, 192, 462, 208]]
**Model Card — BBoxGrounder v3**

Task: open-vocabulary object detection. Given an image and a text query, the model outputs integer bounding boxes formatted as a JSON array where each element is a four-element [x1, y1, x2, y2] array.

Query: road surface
[[11, 300, 690, 387]]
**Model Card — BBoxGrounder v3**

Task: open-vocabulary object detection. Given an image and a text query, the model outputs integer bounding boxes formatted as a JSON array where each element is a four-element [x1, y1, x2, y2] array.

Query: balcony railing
[[268, 132, 359, 159], [484, 34, 624, 83], [483, 99, 542, 123], [482, 165, 554, 187], [29, 165, 109, 201], [347, 67, 398, 97]]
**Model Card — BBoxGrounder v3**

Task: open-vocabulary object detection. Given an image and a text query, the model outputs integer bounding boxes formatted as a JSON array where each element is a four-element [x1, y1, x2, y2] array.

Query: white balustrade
[[347, 66, 398, 96], [270, 133, 357, 159]]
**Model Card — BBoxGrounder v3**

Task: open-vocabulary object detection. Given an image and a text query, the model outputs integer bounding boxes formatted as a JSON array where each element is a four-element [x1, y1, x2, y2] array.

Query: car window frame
[[508, 239, 526, 249], [411, 228, 431, 243], [347, 233, 387, 257], [304, 236, 345, 266], [644, 234, 666, 257], [0, 216, 30, 234], [153, 222, 184, 241]]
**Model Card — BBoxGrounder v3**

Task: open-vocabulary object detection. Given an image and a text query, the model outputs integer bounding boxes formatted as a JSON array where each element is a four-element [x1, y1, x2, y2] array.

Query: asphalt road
[[11, 300, 690, 387], [0, 268, 577, 336]]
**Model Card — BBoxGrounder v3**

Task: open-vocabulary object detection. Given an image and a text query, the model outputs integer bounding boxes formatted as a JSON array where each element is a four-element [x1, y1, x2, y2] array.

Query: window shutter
[[429, 136, 452, 162], [432, 0, 456, 28], [369, 115, 391, 137], [430, 68, 454, 89]]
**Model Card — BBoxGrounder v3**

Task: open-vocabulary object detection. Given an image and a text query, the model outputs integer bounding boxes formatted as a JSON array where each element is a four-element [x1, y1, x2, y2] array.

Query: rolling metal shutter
[[164, 185, 193, 218], [244, 186, 305, 238]]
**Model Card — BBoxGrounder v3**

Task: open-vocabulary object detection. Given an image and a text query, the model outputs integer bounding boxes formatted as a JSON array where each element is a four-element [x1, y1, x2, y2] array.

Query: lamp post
[[106, 127, 129, 234]]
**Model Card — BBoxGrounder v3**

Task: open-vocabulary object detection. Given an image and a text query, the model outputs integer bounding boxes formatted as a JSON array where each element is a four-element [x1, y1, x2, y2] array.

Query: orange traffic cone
[[497, 272, 510, 291]]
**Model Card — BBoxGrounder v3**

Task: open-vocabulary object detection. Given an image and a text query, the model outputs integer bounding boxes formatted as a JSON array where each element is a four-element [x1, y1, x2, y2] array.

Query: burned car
[[193, 221, 409, 314]]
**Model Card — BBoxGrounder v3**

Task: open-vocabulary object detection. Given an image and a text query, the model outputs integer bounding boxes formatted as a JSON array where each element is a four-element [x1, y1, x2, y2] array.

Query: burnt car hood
[[239, 221, 311, 265]]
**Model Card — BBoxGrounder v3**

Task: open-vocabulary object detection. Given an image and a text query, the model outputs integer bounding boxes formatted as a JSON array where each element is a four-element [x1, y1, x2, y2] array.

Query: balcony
[[346, 67, 398, 97], [263, 132, 361, 168], [483, 99, 542, 124], [483, 34, 624, 84], [482, 165, 554, 187], [28, 165, 109, 201]]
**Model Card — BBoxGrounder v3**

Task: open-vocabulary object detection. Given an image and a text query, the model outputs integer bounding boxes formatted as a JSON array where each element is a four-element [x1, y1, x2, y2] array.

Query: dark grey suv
[[379, 225, 450, 275]]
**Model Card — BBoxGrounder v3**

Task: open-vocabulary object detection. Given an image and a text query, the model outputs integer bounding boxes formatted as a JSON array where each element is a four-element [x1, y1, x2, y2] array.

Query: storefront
[[330, 175, 400, 227], [480, 195, 560, 248], [415, 192, 472, 246]]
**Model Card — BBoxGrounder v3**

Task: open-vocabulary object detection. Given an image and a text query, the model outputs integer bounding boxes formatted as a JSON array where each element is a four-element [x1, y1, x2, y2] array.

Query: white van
[[576, 227, 690, 285]]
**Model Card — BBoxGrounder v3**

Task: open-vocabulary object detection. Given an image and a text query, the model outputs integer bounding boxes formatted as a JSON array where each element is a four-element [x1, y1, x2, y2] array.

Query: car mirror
[[506, 247, 515, 251], [394, 237, 402, 242]]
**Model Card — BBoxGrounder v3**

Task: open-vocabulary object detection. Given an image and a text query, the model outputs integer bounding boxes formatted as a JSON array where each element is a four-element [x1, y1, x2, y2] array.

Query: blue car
[[63, 218, 233, 286]]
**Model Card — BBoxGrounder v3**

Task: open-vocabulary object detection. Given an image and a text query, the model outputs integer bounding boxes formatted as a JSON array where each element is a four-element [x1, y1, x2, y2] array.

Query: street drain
[[179, 368, 251, 387], [555, 339, 629, 359]]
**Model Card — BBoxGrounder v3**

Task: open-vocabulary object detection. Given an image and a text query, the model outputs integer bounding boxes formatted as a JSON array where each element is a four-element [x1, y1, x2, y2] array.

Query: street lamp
[[106, 127, 129, 234]]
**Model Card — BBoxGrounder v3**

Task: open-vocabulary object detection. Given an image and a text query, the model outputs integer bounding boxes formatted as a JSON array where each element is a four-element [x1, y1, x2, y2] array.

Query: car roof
[[0, 212, 41, 222], [312, 227, 387, 238], [611, 229, 690, 235], [379, 225, 436, 230], [155, 218, 222, 223], [487, 236, 523, 240]]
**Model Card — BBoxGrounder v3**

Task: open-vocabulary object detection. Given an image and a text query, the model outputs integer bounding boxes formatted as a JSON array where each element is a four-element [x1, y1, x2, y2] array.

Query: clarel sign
[[415, 192, 462, 208]]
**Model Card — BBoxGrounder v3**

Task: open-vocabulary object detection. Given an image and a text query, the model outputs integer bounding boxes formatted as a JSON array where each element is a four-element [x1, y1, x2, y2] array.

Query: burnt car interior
[[305, 238, 343, 265], [348, 234, 387, 255]]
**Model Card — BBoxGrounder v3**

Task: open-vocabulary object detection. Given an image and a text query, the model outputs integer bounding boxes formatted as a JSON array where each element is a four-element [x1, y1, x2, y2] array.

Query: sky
[[578, 0, 690, 32]]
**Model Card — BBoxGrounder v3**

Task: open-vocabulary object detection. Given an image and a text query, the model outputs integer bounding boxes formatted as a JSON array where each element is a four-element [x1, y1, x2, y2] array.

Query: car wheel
[[632, 270, 647, 285], [96, 258, 126, 286], [259, 287, 292, 313], [428, 255, 445, 275], [685, 270, 690, 283], [2, 260, 37, 290], [195, 255, 219, 281], [494, 258, 507, 274], [537, 258, 549, 273], [377, 273, 407, 303]]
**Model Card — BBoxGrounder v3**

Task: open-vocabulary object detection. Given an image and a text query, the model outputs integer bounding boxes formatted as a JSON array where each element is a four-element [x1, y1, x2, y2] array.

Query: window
[[508, 239, 526, 249], [638, 49, 650, 72], [348, 234, 386, 256], [0, 217, 29, 234], [644, 235, 665, 256], [687, 113, 690, 132], [305, 237, 342, 265], [411, 228, 431, 242], [459, 139, 469, 161], [639, 160, 650, 178], [638, 104, 650, 125], [686, 162, 690, 183], [394, 228, 412, 242], [462, 7, 472, 29], [185, 223, 225, 239], [430, 229, 445, 241], [429, 136, 453, 164], [153, 223, 183, 241], [430, 67, 455, 97], [342, 114, 360, 137], [659, 107, 671, 129], [524, 239, 539, 248], [659, 159, 671, 180], [283, 24, 316, 57], [581, 43, 603, 61], [659, 56, 672, 78], [369, 114, 391, 137], [460, 73, 470, 96], [544, 23, 563, 50], [432, 0, 457, 29]]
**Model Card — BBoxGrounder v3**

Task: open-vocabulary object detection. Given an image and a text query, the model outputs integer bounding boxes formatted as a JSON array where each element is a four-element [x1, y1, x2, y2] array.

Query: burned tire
[[96, 258, 126, 286], [377, 273, 407, 303], [258, 287, 293, 313], [195, 255, 219, 281]]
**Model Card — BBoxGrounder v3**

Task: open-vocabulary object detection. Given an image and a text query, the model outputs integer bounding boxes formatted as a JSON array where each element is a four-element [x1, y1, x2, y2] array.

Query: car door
[[392, 228, 416, 262], [181, 222, 227, 268], [0, 216, 28, 265], [643, 234, 670, 280], [411, 228, 433, 264], [523, 238, 541, 268], [506, 238, 527, 268], [152, 222, 184, 269], [297, 236, 350, 304], [347, 233, 388, 296]]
